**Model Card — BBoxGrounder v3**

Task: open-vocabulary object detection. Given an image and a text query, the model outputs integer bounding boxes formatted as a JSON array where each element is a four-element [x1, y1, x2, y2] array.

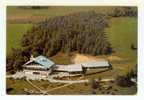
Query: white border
[[0, 0, 144, 100], [0, 0, 141, 6]]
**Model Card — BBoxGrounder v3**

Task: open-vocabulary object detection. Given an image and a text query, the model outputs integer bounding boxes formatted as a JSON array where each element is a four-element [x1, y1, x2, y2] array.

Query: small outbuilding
[[81, 60, 111, 69]]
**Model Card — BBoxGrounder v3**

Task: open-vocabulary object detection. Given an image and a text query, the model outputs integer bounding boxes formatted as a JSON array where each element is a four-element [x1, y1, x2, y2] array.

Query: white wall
[[23, 69, 52, 77]]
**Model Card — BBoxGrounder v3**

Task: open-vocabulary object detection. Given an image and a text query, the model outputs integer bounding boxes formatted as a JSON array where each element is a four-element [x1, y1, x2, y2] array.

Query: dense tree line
[[116, 65, 137, 87], [21, 11, 112, 56], [7, 11, 113, 73], [109, 7, 137, 17], [18, 6, 49, 9]]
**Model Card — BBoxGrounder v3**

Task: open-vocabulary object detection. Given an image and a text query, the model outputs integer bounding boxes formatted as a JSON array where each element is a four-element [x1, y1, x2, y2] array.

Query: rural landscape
[[6, 6, 137, 95]]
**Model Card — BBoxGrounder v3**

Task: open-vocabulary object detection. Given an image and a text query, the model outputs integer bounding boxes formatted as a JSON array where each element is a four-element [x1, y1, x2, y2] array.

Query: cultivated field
[[7, 6, 115, 24]]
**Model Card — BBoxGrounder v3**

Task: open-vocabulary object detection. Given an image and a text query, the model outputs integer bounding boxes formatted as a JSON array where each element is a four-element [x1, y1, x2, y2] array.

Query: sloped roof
[[34, 55, 55, 68], [55, 64, 83, 72], [81, 60, 109, 68], [68, 64, 82, 72], [23, 55, 55, 69], [54, 65, 68, 71]]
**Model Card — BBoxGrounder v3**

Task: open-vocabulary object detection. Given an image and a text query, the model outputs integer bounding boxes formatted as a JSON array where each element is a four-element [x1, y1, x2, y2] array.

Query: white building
[[23, 55, 55, 77], [22, 55, 111, 77], [81, 60, 112, 69], [54, 60, 111, 75], [54, 64, 83, 74]]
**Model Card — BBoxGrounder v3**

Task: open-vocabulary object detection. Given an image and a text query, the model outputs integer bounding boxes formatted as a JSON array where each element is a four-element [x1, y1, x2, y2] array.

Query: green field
[[7, 6, 117, 24], [6, 78, 37, 94], [106, 17, 137, 61], [7, 6, 114, 18], [7, 24, 33, 55]]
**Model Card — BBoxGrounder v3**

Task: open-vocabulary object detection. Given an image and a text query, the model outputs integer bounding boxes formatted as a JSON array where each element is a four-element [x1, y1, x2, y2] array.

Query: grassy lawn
[[6, 78, 37, 94], [7, 6, 115, 24], [7, 6, 114, 22], [29, 80, 65, 90], [50, 82, 136, 95], [7, 23, 33, 55], [106, 17, 137, 61]]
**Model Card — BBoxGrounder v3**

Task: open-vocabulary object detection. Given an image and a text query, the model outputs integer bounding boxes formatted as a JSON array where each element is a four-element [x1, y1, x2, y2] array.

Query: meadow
[[7, 6, 114, 20], [7, 24, 33, 55], [106, 17, 137, 61]]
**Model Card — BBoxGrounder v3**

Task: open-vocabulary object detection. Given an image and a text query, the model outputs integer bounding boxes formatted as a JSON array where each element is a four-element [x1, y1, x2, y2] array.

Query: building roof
[[81, 60, 109, 68], [54, 65, 68, 71], [55, 64, 83, 72], [23, 55, 55, 69], [54, 60, 110, 72], [68, 64, 83, 72]]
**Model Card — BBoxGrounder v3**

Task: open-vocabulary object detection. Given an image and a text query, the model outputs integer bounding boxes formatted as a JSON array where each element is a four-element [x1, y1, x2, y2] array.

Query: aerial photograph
[[6, 6, 137, 95]]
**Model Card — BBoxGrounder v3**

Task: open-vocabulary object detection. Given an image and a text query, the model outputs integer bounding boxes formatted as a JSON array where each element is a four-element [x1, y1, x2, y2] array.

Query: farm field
[[6, 6, 137, 95], [7, 6, 115, 24], [7, 24, 33, 55]]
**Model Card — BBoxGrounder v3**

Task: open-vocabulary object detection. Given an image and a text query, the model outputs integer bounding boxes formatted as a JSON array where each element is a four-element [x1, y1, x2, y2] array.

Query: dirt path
[[7, 16, 46, 23], [72, 54, 105, 63], [72, 53, 124, 64], [45, 76, 84, 93], [26, 79, 48, 94]]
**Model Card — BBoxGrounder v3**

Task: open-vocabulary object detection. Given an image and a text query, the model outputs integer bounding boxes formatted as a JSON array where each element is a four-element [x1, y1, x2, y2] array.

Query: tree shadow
[[85, 68, 112, 76]]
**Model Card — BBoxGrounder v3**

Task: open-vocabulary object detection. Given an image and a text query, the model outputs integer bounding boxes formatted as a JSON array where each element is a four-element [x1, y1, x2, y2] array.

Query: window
[[33, 72, 40, 75]]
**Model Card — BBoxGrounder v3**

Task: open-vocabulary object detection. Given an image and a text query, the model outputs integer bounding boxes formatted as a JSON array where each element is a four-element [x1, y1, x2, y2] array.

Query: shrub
[[91, 79, 100, 89], [110, 7, 137, 17], [116, 75, 134, 87], [6, 87, 13, 93]]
